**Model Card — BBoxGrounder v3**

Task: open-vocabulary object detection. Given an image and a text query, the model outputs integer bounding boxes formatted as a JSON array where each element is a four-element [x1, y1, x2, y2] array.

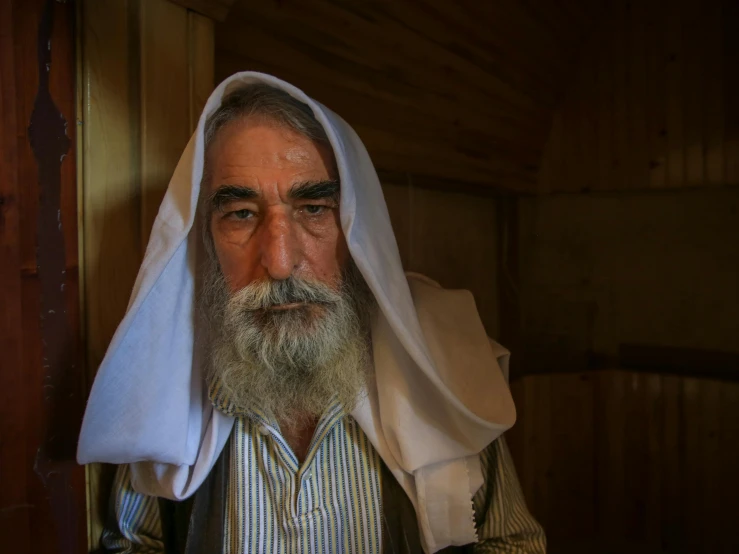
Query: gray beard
[[201, 259, 374, 423]]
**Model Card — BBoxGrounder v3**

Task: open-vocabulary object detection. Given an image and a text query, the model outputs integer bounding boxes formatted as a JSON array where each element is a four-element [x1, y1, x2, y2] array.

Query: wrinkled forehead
[[202, 83, 338, 189]]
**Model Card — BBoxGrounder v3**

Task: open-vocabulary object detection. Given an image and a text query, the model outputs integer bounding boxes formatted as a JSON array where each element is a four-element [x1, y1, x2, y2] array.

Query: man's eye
[[302, 205, 327, 215], [226, 209, 253, 220]]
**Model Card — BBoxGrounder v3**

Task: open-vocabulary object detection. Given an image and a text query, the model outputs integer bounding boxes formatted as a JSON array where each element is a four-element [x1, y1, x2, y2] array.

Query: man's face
[[201, 117, 371, 420], [206, 118, 349, 295]]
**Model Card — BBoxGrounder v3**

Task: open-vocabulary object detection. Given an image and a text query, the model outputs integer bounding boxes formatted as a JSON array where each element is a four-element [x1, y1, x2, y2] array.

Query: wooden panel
[[140, 0, 191, 246], [508, 370, 739, 552], [81, 0, 143, 387], [0, 0, 28, 548], [80, 0, 215, 547], [188, 11, 215, 131], [0, 0, 87, 551], [703, 0, 726, 186], [379, 180, 412, 269], [507, 373, 553, 528], [517, 189, 739, 363], [407, 185, 500, 337], [80, 1, 143, 544], [725, 0, 739, 185], [216, 0, 601, 192], [646, 0, 668, 188], [376, 176, 500, 337], [540, 0, 739, 192]]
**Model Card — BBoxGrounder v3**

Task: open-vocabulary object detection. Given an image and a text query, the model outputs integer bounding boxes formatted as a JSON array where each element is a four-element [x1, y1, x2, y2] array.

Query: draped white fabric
[[77, 72, 516, 552]]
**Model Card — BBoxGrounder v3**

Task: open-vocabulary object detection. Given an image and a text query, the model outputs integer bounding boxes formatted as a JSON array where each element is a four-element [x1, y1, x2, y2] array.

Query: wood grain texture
[[377, 176, 501, 338], [0, 0, 29, 548], [140, 0, 190, 247], [540, 0, 739, 192], [80, 0, 215, 547], [81, 0, 143, 386], [0, 0, 87, 551], [80, 2, 143, 543], [513, 180, 739, 549], [216, 0, 601, 192], [508, 370, 739, 553], [407, 185, 500, 337], [188, 11, 214, 132], [379, 181, 412, 270]]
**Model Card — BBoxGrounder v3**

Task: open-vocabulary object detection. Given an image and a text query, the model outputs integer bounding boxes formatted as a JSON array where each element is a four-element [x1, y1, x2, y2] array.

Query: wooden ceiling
[[215, 0, 602, 192]]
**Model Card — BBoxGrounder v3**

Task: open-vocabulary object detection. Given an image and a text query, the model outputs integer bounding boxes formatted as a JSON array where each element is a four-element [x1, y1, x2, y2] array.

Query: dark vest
[[158, 440, 473, 553]]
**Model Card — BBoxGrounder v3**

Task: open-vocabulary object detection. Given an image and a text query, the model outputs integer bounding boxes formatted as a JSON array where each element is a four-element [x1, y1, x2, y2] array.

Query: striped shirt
[[103, 389, 545, 553]]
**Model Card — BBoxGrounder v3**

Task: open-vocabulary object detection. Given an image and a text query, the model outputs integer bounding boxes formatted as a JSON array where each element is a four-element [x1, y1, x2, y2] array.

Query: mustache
[[230, 275, 343, 312]]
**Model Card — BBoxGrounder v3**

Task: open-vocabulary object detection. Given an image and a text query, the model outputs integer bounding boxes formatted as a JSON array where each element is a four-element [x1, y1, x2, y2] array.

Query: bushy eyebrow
[[208, 185, 259, 212], [289, 179, 340, 203]]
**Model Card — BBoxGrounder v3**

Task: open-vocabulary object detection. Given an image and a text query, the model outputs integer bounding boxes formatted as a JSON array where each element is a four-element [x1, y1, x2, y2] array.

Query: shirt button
[[257, 424, 270, 436]]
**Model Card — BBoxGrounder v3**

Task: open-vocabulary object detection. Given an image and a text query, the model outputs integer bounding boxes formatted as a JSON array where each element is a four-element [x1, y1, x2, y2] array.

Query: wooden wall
[[507, 370, 739, 553], [79, 0, 213, 546], [510, 192, 739, 553], [539, 0, 739, 193], [0, 0, 87, 551], [382, 180, 500, 337], [216, 0, 601, 192], [505, 1, 739, 551]]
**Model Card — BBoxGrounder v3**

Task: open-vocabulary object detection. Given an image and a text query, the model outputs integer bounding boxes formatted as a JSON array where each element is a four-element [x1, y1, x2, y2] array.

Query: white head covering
[[78, 72, 515, 552]]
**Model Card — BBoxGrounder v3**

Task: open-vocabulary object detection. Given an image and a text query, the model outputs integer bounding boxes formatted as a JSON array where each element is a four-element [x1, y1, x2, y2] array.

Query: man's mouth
[[268, 302, 307, 311]]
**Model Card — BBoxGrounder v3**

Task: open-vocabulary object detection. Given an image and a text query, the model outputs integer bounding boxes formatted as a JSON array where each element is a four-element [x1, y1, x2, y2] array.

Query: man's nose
[[259, 211, 299, 281]]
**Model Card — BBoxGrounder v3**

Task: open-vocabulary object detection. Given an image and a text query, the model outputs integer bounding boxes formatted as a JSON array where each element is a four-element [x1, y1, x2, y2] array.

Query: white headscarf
[[78, 72, 515, 552]]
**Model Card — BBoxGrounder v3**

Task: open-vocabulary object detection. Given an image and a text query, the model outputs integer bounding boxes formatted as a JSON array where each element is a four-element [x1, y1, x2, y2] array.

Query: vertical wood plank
[[695, 379, 723, 552], [594, 370, 627, 542], [723, 0, 739, 186], [558, 64, 575, 192], [610, 0, 627, 190], [646, 0, 668, 188], [81, 0, 215, 548], [629, 0, 649, 190], [642, 374, 665, 548], [496, 196, 520, 378], [659, 374, 683, 552], [541, 112, 564, 194], [621, 373, 654, 544], [718, 380, 739, 552], [379, 180, 411, 269], [81, 0, 142, 547], [664, 0, 685, 188], [680, 377, 703, 550], [140, 0, 190, 247], [703, 0, 725, 186], [505, 378, 525, 477], [548, 373, 595, 542], [523, 374, 552, 531], [408, 186, 499, 337], [582, 38, 600, 192], [188, 11, 214, 132], [82, 0, 142, 386], [0, 0, 30, 548], [596, 5, 613, 191], [682, 0, 705, 187]]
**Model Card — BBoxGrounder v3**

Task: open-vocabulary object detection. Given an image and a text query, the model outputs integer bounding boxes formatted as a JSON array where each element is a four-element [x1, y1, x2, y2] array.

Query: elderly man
[[79, 73, 545, 553]]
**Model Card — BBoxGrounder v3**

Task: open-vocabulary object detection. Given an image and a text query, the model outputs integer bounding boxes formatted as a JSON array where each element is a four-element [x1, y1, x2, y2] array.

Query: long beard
[[202, 260, 374, 422]]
